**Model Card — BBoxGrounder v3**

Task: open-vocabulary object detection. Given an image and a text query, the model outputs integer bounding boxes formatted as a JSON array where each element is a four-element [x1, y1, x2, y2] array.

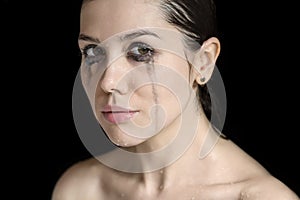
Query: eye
[[81, 44, 106, 66], [127, 42, 155, 62]]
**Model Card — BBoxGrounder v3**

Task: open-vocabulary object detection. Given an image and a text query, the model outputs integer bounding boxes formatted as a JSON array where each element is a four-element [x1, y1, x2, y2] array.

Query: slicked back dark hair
[[160, 0, 217, 44], [160, 0, 218, 119]]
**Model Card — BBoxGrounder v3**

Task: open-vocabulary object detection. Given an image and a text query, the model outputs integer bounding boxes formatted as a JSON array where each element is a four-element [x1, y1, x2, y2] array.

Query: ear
[[192, 37, 220, 85]]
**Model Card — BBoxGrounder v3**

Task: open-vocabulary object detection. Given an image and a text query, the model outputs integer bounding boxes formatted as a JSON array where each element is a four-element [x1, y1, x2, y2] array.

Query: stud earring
[[200, 77, 206, 83]]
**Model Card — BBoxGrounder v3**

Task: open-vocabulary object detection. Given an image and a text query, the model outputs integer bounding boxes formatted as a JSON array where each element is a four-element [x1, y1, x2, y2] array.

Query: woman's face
[[79, 0, 199, 147]]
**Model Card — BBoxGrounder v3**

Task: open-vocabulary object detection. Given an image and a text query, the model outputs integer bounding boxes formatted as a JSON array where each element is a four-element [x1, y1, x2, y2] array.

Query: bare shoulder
[[241, 175, 299, 200], [51, 158, 107, 200], [213, 139, 299, 199], [213, 139, 271, 179]]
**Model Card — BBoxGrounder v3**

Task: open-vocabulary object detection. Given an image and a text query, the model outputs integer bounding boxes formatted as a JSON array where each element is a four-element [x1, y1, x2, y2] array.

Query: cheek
[[155, 53, 191, 81], [130, 85, 181, 126], [155, 86, 182, 124]]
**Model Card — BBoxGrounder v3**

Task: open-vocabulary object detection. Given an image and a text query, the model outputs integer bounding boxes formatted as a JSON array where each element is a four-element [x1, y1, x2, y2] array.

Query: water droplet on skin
[[159, 185, 164, 190], [191, 197, 195, 200], [240, 192, 250, 199], [160, 170, 164, 174]]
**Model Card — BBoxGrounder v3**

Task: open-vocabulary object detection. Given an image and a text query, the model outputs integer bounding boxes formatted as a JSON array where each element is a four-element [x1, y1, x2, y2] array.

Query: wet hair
[[82, 0, 93, 5], [160, 0, 218, 119]]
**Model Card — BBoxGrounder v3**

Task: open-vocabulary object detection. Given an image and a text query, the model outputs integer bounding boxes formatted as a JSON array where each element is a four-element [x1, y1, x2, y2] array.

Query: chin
[[105, 129, 147, 147]]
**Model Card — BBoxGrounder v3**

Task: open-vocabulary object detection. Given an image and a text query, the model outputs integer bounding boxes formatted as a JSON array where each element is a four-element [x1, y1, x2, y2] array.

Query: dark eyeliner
[[127, 42, 155, 63], [81, 44, 97, 57]]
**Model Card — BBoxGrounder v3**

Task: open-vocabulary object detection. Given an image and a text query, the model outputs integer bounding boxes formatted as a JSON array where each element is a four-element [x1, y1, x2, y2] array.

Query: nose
[[100, 57, 129, 94]]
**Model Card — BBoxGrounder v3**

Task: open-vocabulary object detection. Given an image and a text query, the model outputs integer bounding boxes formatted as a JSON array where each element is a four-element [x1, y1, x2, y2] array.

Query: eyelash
[[81, 42, 155, 65], [81, 44, 98, 58], [81, 44, 105, 66], [126, 42, 155, 63]]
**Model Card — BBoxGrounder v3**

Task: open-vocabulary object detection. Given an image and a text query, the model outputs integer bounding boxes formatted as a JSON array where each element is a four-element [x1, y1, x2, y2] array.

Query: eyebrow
[[78, 30, 160, 43], [78, 34, 101, 43], [120, 30, 160, 41]]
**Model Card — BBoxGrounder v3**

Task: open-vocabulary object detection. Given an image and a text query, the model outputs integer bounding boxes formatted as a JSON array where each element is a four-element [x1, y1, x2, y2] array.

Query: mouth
[[101, 105, 139, 124]]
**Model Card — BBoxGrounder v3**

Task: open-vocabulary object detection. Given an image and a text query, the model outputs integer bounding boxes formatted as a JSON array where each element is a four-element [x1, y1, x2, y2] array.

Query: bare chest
[[85, 184, 243, 200]]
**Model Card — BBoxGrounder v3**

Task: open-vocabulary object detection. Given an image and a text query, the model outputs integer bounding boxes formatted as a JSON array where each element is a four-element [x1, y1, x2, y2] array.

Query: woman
[[52, 0, 299, 199]]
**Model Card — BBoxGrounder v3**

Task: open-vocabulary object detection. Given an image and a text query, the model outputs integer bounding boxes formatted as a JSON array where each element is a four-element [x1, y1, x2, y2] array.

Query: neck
[[135, 116, 219, 194]]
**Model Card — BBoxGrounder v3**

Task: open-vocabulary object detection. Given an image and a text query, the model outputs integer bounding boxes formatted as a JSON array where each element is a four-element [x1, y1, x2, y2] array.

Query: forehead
[[80, 0, 174, 41]]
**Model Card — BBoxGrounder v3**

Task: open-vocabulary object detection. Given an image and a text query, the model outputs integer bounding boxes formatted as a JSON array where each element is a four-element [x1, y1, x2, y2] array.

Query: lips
[[101, 105, 139, 124]]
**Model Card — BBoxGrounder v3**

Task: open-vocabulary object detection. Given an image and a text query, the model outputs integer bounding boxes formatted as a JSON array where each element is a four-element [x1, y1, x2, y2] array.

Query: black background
[[1, 0, 299, 199]]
